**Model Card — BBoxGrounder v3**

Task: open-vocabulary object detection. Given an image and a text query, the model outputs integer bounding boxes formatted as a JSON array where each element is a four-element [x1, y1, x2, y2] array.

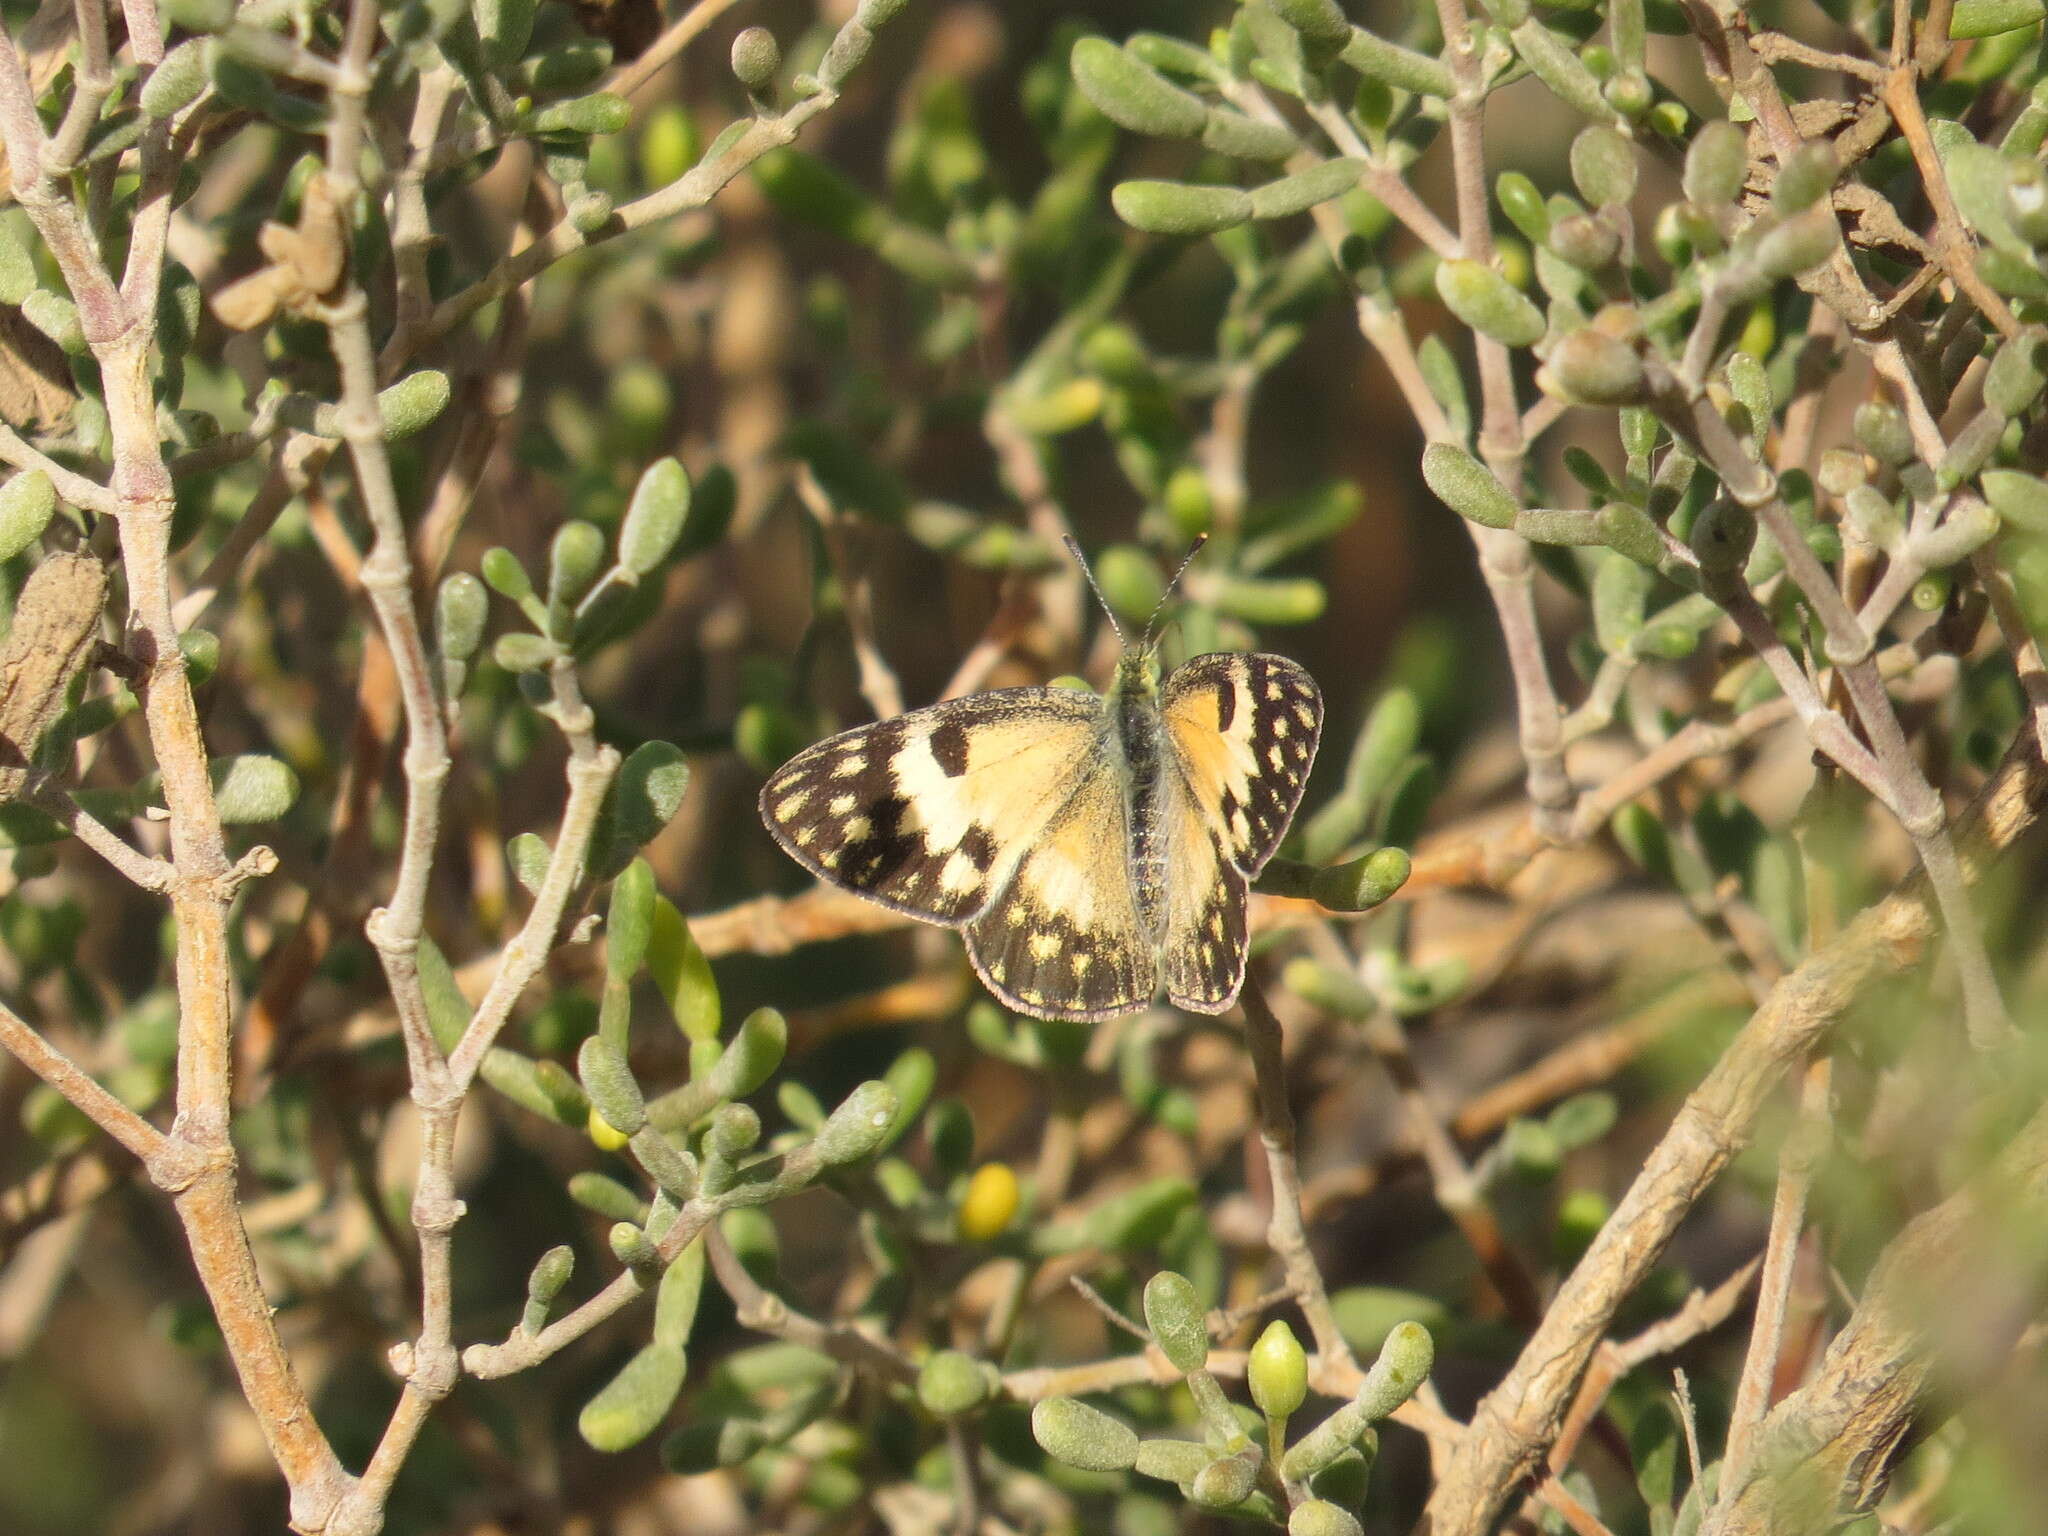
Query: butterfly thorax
[[1108, 650, 1171, 940]]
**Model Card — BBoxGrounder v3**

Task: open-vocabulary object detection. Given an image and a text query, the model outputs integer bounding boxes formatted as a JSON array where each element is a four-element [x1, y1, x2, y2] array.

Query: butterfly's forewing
[[1155, 653, 1321, 1012], [759, 689, 1104, 925], [1161, 652, 1322, 874], [964, 763, 1157, 1021]]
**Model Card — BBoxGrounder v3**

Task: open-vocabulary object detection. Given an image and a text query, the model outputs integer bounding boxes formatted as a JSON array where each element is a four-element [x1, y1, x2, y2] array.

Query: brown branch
[[1702, 1100, 2048, 1534], [1414, 725, 2048, 1536]]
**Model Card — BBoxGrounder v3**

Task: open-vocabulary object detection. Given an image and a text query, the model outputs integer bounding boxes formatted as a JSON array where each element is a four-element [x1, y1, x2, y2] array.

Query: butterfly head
[[1065, 533, 1208, 684]]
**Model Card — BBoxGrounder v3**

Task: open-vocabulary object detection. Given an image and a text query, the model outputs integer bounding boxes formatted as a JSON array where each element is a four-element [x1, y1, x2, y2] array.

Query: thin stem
[[0, 997, 166, 1162], [1239, 976, 1356, 1374]]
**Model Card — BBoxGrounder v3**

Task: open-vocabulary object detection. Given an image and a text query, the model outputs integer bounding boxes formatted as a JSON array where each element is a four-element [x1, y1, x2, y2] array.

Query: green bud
[[1981, 468, 2048, 532], [0, 471, 55, 562], [1912, 569, 1953, 610], [481, 545, 536, 605], [1080, 1176, 1197, 1250], [1212, 575, 1326, 624], [1596, 502, 1662, 566], [1003, 377, 1103, 436], [1605, 70, 1654, 118], [1280, 957, 1375, 1018], [436, 571, 488, 662], [661, 1417, 767, 1474], [712, 1007, 786, 1098], [1570, 126, 1637, 208], [609, 1221, 659, 1268], [708, 1101, 761, 1161], [1134, 1438, 1211, 1484], [1683, 119, 1748, 209], [1248, 1319, 1308, 1419], [1985, 332, 2048, 417], [1421, 441, 1518, 529], [1939, 409, 2006, 490], [1435, 259, 1546, 347], [493, 632, 557, 673], [530, 92, 631, 137], [1032, 1397, 1139, 1471], [638, 105, 699, 187], [1191, 1450, 1260, 1509], [880, 1047, 936, 1151], [1772, 141, 1836, 213], [480, 1047, 587, 1124], [1280, 1322, 1433, 1480], [210, 754, 298, 823], [1201, 108, 1298, 161], [1541, 328, 1644, 404], [312, 370, 451, 440], [812, 1081, 897, 1166], [1853, 401, 1913, 465], [164, 0, 233, 30], [651, 1232, 706, 1348], [1549, 1091, 1618, 1149], [523, 1245, 574, 1332], [578, 1342, 686, 1451], [918, 1350, 991, 1417], [1496, 170, 1550, 246], [22, 291, 83, 354], [1311, 847, 1411, 911], [579, 1036, 646, 1136], [1503, 1117, 1563, 1181], [1688, 498, 1757, 575], [1111, 179, 1254, 236], [1548, 213, 1619, 271], [1249, 158, 1365, 220], [477, 0, 539, 68], [1071, 37, 1207, 139], [1341, 29, 1453, 98], [730, 26, 780, 91], [1165, 465, 1213, 537], [607, 743, 692, 870], [607, 858, 657, 979], [547, 520, 606, 612], [1142, 1270, 1209, 1373], [1272, 0, 1351, 46], [1554, 1188, 1610, 1264], [1094, 543, 1166, 624], [1291, 1501, 1366, 1536], [1952, 0, 2048, 40], [142, 38, 211, 118], [1750, 205, 1838, 279]]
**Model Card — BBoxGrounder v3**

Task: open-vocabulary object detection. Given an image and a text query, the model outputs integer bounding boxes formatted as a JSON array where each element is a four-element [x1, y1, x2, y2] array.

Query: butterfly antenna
[[1141, 532, 1210, 649], [1063, 535, 1126, 646]]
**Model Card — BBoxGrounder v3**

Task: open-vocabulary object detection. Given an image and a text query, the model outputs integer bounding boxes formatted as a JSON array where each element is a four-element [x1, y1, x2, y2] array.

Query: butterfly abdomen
[[1115, 685, 1171, 940]]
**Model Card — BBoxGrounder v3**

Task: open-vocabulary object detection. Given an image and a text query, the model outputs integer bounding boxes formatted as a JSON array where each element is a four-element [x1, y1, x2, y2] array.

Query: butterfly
[[757, 540, 1322, 1021]]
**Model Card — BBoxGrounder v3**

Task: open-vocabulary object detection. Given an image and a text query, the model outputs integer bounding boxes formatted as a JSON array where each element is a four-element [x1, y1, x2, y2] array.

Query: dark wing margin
[[757, 687, 1103, 926]]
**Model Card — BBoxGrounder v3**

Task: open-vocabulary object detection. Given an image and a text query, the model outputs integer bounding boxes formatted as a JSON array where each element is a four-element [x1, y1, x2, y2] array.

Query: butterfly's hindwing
[[758, 689, 1103, 925], [965, 768, 1155, 1021], [1158, 810, 1250, 1013], [1161, 652, 1322, 875]]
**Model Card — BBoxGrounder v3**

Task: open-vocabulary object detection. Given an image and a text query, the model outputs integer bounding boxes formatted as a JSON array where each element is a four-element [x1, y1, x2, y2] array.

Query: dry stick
[[1882, 68, 2022, 343], [1527, 1255, 1761, 1524], [0, 15, 354, 1530], [1720, 1055, 1831, 1492], [1702, 1098, 2048, 1536], [0, 998, 165, 1162], [1412, 726, 2048, 1536], [704, 1223, 916, 1382], [1239, 977, 1357, 1374], [796, 465, 905, 720]]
